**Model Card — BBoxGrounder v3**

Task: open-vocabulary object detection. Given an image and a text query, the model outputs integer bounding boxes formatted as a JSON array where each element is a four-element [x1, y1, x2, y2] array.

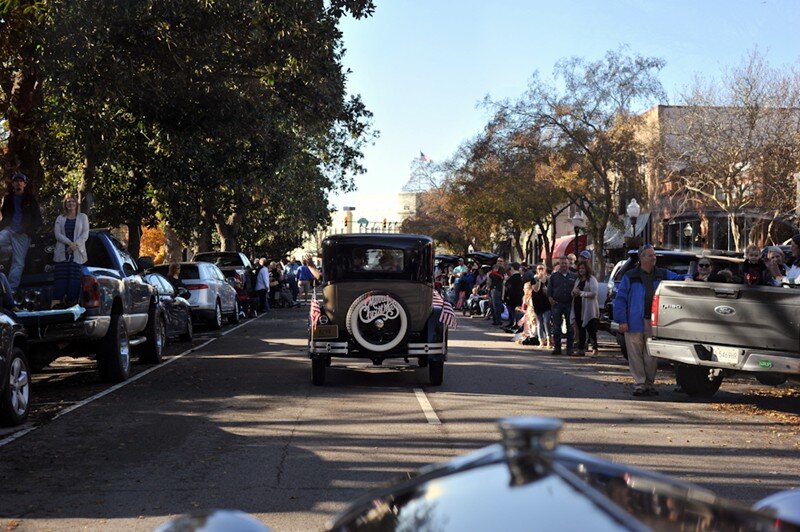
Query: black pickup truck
[[13, 229, 161, 381]]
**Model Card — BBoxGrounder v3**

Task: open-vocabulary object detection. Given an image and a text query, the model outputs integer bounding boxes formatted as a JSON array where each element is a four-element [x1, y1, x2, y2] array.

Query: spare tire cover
[[345, 291, 409, 352]]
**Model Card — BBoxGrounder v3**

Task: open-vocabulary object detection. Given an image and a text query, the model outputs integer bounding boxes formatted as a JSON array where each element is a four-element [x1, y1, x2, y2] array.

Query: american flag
[[310, 291, 321, 327], [432, 290, 457, 329], [419, 151, 432, 163]]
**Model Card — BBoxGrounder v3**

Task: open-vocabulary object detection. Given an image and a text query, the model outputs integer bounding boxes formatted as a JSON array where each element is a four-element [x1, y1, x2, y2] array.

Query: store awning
[[604, 212, 651, 250], [542, 234, 588, 260]]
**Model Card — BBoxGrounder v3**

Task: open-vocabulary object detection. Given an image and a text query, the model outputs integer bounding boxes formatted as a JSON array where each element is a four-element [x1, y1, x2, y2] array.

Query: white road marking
[[413, 387, 441, 425], [0, 315, 261, 449]]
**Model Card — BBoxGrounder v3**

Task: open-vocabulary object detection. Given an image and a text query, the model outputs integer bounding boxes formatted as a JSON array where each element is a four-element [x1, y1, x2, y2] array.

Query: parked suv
[[150, 262, 238, 329], [192, 251, 255, 294]]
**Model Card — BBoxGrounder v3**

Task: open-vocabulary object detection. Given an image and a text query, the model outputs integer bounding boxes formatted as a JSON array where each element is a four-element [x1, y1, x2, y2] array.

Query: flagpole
[[310, 287, 316, 348]]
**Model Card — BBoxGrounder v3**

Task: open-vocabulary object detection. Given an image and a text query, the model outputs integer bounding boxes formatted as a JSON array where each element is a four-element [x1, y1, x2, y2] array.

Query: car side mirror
[[176, 287, 190, 299], [137, 256, 155, 271]]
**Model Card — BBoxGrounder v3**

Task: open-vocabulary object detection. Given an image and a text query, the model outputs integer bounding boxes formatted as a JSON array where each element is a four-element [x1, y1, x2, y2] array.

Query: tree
[[500, 47, 666, 276], [654, 51, 800, 250]]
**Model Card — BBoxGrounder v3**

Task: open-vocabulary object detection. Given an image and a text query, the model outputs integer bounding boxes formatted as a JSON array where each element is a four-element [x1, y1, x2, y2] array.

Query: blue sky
[[333, 0, 800, 210]]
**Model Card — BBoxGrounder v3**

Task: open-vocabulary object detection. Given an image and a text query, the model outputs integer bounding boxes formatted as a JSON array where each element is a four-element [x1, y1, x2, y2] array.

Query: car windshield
[[193, 253, 243, 267]]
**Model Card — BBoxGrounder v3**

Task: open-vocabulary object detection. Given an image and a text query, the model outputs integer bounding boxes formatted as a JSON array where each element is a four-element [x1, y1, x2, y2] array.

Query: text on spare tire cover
[[359, 295, 401, 324]]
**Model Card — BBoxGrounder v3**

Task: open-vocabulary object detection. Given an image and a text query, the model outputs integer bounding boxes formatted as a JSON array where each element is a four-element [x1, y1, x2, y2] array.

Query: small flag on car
[[310, 291, 321, 327], [432, 291, 457, 329]]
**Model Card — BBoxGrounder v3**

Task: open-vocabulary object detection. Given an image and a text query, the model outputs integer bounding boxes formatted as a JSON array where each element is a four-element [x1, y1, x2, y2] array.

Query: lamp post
[[683, 223, 693, 250], [626, 199, 641, 247], [571, 210, 585, 254]]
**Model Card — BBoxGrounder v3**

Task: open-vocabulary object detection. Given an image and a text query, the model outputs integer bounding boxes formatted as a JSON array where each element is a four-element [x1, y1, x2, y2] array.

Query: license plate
[[313, 324, 339, 339], [710, 345, 741, 365]]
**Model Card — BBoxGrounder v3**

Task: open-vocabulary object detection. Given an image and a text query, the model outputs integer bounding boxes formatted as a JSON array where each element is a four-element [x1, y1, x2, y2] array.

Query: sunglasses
[[698, 263, 711, 268]]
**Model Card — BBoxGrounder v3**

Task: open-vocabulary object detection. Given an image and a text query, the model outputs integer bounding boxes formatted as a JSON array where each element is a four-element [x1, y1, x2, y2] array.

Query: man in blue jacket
[[613, 245, 685, 397]]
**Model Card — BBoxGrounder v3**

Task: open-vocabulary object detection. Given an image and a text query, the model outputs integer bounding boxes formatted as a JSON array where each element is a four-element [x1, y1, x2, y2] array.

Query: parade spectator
[[296, 259, 315, 303], [166, 263, 188, 292], [547, 256, 576, 355], [768, 236, 800, 285], [456, 264, 478, 310], [531, 263, 552, 348], [474, 265, 489, 292], [284, 258, 300, 301], [254, 258, 270, 312], [52, 194, 89, 307], [567, 253, 578, 273], [572, 261, 599, 356], [613, 244, 685, 397], [0, 171, 43, 289], [692, 257, 714, 281], [503, 262, 524, 331], [488, 260, 505, 326]]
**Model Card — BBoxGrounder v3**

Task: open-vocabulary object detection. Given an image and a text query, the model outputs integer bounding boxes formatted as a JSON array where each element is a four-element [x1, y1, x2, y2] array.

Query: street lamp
[[571, 210, 585, 254], [626, 199, 641, 242], [683, 223, 693, 250]]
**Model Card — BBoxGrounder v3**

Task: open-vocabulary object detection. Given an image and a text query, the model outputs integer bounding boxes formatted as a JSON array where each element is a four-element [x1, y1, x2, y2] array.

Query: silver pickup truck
[[646, 281, 799, 397]]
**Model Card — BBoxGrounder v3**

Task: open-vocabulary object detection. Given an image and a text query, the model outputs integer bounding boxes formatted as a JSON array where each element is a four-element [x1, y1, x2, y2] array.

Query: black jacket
[[0, 193, 43, 235]]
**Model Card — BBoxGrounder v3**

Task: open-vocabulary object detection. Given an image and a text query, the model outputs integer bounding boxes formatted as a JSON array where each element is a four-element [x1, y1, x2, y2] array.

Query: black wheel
[[418, 356, 429, 368], [674, 364, 722, 397], [180, 314, 194, 342], [0, 347, 31, 426], [97, 313, 131, 382], [228, 300, 240, 325], [210, 300, 223, 330], [429, 360, 444, 386], [755, 373, 788, 386], [140, 306, 165, 364], [312, 358, 326, 386]]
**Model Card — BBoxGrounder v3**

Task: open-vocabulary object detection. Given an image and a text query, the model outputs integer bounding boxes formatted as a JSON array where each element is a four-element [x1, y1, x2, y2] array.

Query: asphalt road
[[1, 308, 798, 531]]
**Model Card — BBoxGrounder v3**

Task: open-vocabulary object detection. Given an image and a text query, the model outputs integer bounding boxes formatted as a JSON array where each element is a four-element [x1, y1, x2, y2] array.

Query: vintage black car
[[309, 234, 448, 386]]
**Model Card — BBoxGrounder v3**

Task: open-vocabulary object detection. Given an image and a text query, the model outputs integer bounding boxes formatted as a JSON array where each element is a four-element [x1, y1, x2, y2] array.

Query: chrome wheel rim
[[215, 303, 222, 327], [120, 323, 130, 370], [156, 320, 164, 353], [9, 357, 29, 417]]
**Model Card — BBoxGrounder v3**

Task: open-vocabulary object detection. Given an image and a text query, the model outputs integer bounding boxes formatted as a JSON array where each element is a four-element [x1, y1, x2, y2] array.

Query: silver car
[[151, 262, 238, 329]]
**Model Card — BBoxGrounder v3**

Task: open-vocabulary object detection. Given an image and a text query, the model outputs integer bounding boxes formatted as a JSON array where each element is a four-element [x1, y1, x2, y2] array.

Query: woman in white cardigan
[[52, 194, 89, 307], [571, 261, 600, 356]]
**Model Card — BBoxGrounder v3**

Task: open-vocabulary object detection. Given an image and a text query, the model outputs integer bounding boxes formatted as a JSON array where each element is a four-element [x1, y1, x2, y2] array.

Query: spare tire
[[346, 291, 409, 353]]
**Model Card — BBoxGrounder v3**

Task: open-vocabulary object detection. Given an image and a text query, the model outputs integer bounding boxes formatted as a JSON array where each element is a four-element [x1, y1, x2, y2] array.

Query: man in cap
[[0, 172, 43, 289]]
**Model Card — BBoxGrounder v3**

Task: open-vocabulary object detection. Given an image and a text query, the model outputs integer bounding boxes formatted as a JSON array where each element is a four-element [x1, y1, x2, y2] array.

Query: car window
[[155, 274, 175, 296], [194, 253, 244, 267], [85, 236, 115, 269], [212, 265, 226, 280]]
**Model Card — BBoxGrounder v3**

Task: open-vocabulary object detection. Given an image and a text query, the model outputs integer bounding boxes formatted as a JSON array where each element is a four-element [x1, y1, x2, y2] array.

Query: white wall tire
[[345, 291, 408, 353]]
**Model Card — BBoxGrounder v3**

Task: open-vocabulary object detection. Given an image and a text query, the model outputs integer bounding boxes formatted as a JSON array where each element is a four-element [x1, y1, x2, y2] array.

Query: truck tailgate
[[653, 281, 799, 352]]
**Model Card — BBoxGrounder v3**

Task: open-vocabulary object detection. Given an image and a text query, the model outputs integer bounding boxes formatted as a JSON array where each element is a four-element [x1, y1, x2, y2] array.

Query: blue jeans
[[0, 228, 30, 289], [490, 288, 503, 325], [550, 302, 573, 352], [536, 310, 552, 341], [0, 272, 14, 309]]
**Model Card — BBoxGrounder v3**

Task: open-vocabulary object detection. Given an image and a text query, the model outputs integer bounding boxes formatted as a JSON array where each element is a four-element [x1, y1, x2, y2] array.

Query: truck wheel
[[180, 314, 194, 342], [755, 373, 788, 386], [228, 301, 240, 325], [140, 306, 166, 364], [674, 364, 722, 397], [429, 361, 444, 386], [97, 314, 130, 382], [311, 358, 326, 386], [0, 348, 31, 426], [210, 300, 223, 330]]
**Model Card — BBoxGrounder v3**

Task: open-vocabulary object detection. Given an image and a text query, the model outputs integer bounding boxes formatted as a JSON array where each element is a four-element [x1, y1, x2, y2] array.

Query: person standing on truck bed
[[613, 244, 685, 397], [0, 172, 43, 291], [52, 194, 89, 307]]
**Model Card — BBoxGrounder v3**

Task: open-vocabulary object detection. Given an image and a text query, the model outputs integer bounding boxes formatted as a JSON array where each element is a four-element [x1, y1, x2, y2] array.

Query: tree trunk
[[163, 224, 183, 264], [5, 45, 43, 186], [126, 218, 142, 259], [216, 212, 242, 252], [79, 144, 97, 217]]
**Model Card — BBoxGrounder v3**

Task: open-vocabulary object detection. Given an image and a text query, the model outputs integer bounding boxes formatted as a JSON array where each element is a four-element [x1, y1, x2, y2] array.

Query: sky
[[331, 0, 800, 215]]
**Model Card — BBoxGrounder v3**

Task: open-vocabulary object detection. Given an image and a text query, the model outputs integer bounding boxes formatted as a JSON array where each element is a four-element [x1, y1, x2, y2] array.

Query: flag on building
[[432, 290, 457, 329], [419, 151, 432, 163], [310, 292, 321, 327]]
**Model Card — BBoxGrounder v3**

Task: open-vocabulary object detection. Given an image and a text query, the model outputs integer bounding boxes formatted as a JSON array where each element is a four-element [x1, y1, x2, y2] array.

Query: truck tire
[[228, 300, 240, 325], [311, 358, 326, 386], [97, 313, 131, 382], [210, 300, 223, 330], [0, 347, 31, 426], [674, 364, 722, 397], [429, 360, 444, 386], [140, 306, 166, 364], [755, 373, 788, 386]]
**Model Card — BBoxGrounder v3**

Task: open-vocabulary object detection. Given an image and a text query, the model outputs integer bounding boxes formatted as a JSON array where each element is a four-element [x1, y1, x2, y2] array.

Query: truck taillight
[[82, 275, 101, 308], [186, 284, 209, 291], [651, 294, 660, 327]]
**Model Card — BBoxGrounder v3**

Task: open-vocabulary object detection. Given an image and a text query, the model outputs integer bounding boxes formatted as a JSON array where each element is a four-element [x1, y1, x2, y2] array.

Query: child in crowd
[[741, 244, 769, 286]]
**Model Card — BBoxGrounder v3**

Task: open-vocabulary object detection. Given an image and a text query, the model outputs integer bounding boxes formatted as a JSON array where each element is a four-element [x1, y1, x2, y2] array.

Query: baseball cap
[[579, 250, 591, 259], [11, 171, 28, 182]]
